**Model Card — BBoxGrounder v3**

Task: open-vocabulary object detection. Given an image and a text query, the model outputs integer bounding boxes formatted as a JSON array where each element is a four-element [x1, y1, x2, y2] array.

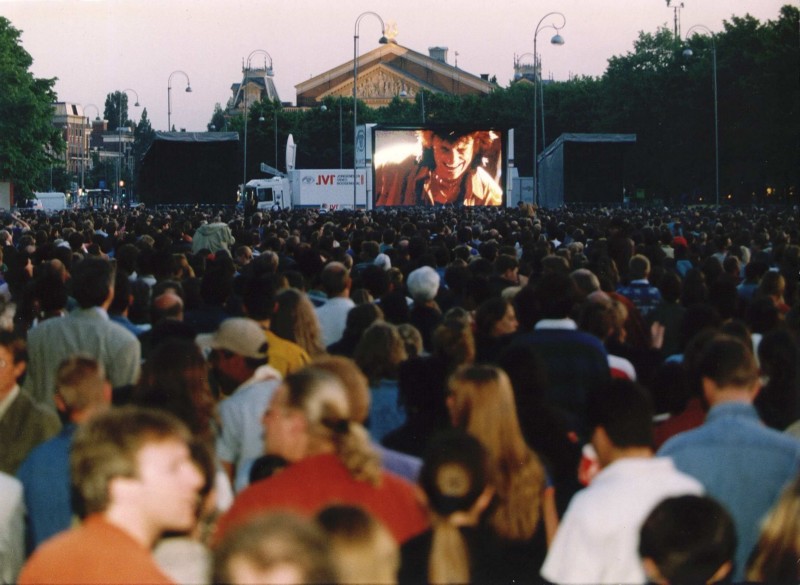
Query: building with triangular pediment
[[295, 42, 495, 108]]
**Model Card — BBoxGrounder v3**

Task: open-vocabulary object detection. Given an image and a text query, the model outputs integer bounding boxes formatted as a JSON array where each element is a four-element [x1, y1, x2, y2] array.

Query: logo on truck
[[317, 175, 335, 185]]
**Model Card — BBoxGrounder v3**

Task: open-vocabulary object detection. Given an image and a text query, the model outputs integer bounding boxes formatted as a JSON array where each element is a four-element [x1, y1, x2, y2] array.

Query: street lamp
[[532, 12, 566, 207], [117, 89, 140, 205], [353, 12, 389, 210], [167, 70, 192, 131], [273, 109, 279, 170], [241, 50, 274, 199], [80, 104, 100, 192], [683, 25, 719, 207]]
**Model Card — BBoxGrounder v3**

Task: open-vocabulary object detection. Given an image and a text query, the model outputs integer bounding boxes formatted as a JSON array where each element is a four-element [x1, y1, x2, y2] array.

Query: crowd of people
[[0, 200, 798, 584]]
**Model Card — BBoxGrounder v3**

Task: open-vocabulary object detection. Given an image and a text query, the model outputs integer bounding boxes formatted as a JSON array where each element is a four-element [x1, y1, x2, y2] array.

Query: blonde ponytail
[[428, 517, 470, 585]]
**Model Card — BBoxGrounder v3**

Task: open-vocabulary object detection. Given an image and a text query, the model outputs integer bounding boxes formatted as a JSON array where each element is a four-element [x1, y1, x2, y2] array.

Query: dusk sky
[[2, 0, 789, 133]]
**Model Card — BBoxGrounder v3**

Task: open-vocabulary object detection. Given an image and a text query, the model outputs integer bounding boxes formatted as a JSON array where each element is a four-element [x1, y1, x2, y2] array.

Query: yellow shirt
[[263, 329, 311, 377]]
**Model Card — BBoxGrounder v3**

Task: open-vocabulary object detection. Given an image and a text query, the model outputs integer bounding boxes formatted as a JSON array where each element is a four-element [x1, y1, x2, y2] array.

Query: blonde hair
[[746, 476, 800, 582], [448, 364, 545, 540], [285, 368, 382, 486], [316, 505, 399, 584], [272, 288, 326, 357], [312, 355, 371, 424]]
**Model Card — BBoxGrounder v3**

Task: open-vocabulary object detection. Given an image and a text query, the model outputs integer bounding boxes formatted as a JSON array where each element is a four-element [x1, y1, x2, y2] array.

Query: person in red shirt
[[216, 367, 428, 544], [19, 406, 204, 585]]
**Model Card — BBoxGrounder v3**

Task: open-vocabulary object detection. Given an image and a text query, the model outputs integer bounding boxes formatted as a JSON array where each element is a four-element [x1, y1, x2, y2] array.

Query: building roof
[[295, 42, 495, 108], [230, 68, 281, 112]]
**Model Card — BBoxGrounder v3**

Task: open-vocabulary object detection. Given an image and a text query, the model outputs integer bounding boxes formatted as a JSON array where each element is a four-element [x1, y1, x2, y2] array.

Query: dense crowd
[[0, 201, 798, 584]]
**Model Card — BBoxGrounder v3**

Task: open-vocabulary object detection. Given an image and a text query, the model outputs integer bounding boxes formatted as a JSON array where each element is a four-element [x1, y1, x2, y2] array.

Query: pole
[[353, 12, 388, 210], [712, 44, 719, 206], [531, 12, 566, 208], [242, 73, 248, 198], [240, 51, 273, 200], [274, 109, 278, 169], [339, 98, 343, 169], [167, 84, 172, 131], [353, 30, 359, 210], [118, 92, 122, 204], [685, 26, 719, 206], [533, 40, 538, 207]]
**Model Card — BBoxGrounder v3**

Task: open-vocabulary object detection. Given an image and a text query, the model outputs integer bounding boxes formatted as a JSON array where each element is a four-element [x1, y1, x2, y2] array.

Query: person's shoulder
[[17, 427, 71, 471], [27, 315, 64, 337], [658, 425, 706, 456], [0, 470, 22, 500], [227, 377, 280, 406]]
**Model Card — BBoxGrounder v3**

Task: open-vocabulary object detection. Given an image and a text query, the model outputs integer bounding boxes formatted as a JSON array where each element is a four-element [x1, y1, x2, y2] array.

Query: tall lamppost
[[241, 50, 274, 198], [167, 70, 192, 131], [271, 107, 278, 170], [80, 104, 100, 193], [532, 12, 565, 207], [353, 12, 388, 209], [117, 89, 140, 205], [683, 25, 719, 206]]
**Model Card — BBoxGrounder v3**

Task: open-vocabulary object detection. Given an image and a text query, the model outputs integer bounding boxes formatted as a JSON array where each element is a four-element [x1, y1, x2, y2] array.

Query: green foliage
[[104, 91, 132, 129], [132, 108, 156, 192], [208, 103, 227, 131], [86, 151, 116, 190], [0, 17, 64, 198]]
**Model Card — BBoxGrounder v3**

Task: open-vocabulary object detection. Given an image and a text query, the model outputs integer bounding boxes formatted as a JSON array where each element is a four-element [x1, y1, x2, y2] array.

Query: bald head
[[152, 292, 184, 322], [320, 262, 351, 297]]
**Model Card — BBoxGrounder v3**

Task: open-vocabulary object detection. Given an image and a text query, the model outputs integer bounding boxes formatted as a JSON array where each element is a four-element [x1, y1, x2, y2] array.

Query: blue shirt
[[367, 379, 406, 443], [658, 402, 800, 579], [17, 424, 76, 551], [616, 280, 662, 317]]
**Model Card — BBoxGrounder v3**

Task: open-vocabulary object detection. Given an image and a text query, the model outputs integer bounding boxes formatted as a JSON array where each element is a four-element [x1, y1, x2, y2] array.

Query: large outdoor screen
[[373, 127, 505, 207]]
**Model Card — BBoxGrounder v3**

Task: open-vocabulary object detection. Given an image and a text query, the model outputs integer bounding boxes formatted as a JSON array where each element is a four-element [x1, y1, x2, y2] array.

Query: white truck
[[33, 192, 68, 212], [244, 169, 368, 211]]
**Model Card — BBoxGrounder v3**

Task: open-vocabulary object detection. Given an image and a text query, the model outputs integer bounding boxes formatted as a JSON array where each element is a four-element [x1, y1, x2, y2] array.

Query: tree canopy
[[0, 17, 63, 198]]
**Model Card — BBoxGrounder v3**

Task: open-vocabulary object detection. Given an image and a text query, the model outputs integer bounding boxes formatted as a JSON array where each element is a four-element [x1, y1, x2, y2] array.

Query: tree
[[132, 108, 156, 196], [208, 103, 227, 131], [104, 91, 132, 129], [0, 17, 64, 198]]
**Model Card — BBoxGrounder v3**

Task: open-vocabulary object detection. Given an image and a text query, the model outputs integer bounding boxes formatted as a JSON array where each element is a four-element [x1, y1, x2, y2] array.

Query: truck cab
[[243, 178, 289, 211]]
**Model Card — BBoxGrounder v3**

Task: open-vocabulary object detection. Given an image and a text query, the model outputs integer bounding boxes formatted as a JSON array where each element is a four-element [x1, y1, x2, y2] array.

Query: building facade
[[295, 42, 495, 109], [51, 102, 90, 183]]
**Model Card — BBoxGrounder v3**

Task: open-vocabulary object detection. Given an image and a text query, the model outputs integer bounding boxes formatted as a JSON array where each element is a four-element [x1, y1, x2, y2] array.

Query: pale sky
[[2, 0, 790, 132]]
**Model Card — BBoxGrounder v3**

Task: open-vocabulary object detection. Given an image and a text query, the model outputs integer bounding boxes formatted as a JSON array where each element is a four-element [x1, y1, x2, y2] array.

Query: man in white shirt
[[314, 262, 355, 347], [197, 317, 281, 492], [541, 379, 703, 585]]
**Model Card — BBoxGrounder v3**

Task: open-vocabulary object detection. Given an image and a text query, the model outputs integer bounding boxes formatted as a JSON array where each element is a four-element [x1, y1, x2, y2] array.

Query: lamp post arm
[[531, 12, 566, 207], [353, 11, 387, 210], [168, 70, 192, 130]]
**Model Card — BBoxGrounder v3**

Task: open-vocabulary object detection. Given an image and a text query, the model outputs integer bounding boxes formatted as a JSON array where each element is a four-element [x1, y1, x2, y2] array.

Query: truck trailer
[[244, 169, 367, 211], [33, 192, 68, 212]]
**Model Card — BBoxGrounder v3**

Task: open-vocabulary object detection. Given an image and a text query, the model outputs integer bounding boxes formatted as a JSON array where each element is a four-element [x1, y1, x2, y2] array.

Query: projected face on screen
[[374, 128, 503, 207]]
